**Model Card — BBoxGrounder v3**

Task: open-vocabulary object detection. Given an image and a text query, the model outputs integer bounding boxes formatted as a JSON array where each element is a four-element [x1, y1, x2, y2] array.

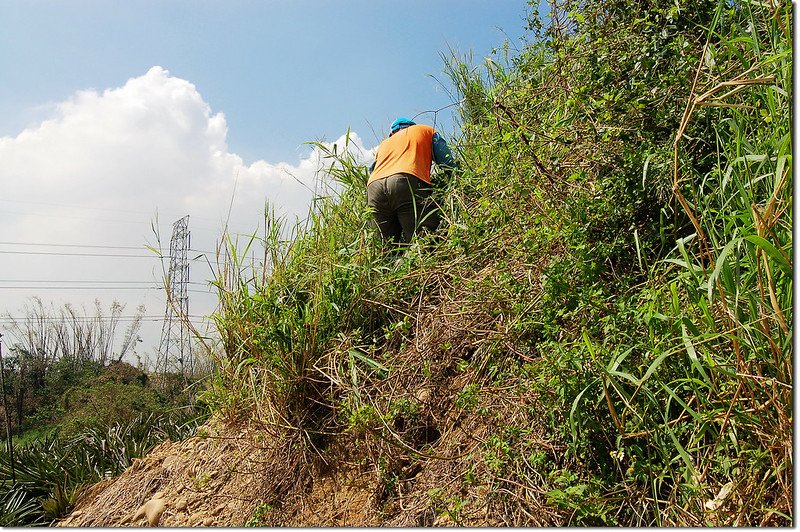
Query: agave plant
[[0, 409, 206, 526], [0, 486, 47, 526]]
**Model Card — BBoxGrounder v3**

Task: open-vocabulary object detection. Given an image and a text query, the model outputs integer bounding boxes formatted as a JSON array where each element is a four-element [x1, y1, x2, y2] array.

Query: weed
[[244, 501, 274, 527]]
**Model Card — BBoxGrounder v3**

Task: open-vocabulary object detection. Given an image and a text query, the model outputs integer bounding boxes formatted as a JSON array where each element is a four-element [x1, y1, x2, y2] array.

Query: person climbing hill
[[367, 117, 457, 245]]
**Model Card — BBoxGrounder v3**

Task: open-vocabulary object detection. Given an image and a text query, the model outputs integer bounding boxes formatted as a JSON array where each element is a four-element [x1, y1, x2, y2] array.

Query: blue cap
[[390, 117, 416, 134]]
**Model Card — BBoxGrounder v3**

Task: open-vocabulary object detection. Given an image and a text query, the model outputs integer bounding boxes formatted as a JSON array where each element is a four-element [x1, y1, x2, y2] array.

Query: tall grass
[[583, 2, 792, 523], [204, 0, 790, 525], [661, 1, 792, 521], [439, 0, 791, 525], [208, 136, 386, 433]]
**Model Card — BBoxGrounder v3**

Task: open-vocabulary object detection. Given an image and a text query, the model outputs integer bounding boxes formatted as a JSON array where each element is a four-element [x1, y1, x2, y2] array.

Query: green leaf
[[348, 349, 389, 373], [570, 378, 599, 442], [708, 234, 740, 301], [745, 235, 792, 275], [666, 420, 696, 477], [639, 350, 671, 385], [681, 324, 709, 383]]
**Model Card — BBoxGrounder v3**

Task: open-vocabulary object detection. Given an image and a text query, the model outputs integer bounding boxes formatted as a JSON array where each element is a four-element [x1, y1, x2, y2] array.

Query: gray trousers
[[366, 173, 440, 244]]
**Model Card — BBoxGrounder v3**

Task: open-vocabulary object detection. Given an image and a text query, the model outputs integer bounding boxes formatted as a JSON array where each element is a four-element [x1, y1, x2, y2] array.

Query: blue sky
[[0, 1, 533, 364], [1, 1, 532, 161]]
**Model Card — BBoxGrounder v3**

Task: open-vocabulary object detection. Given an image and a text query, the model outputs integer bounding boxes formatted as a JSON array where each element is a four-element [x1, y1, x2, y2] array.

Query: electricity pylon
[[157, 215, 192, 379]]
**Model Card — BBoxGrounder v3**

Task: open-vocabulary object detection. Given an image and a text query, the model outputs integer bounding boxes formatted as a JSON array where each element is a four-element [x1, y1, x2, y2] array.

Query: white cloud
[[0, 66, 372, 359]]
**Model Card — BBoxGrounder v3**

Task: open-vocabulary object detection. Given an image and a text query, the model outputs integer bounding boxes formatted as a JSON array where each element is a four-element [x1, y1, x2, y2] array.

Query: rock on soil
[[53, 417, 380, 527]]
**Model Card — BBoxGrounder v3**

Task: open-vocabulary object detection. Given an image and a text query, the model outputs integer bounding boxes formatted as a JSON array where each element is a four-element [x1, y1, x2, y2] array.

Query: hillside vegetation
[[0, 358, 204, 525], [0, 299, 206, 526], [60, 0, 791, 526]]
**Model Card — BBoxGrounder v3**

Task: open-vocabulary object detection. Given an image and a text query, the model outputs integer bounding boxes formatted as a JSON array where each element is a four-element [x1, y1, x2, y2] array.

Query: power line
[[0, 250, 156, 258], [0, 198, 164, 217], [2, 279, 150, 283], [0, 287, 214, 295], [0, 279, 209, 285], [0, 250, 212, 259], [0, 208, 222, 232], [0, 286, 159, 290], [0, 318, 160, 323], [0, 314, 207, 321], [0, 208, 159, 226], [0, 198, 223, 223], [0, 241, 145, 250], [0, 286, 174, 290], [0, 241, 216, 254]]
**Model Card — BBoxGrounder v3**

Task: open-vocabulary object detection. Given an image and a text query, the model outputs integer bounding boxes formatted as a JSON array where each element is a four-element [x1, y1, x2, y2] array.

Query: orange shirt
[[368, 124, 435, 185]]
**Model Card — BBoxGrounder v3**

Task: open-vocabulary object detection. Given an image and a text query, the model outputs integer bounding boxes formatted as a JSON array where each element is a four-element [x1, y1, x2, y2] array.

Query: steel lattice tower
[[157, 215, 192, 377]]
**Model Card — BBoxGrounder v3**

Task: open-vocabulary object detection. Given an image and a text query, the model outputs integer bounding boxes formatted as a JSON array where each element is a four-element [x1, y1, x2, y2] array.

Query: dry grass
[[55, 259, 571, 527], [55, 417, 313, 527]]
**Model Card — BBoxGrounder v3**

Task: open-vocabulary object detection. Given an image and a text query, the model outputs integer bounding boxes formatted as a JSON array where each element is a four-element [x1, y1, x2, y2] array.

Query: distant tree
[[4, 297, 144, 367], [0, 298, 145, 434]]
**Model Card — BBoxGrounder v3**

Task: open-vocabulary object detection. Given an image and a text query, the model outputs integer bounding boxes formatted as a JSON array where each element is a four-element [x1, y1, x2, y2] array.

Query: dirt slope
[[56, 265, 559, 527], [55, 417, 385, 527]]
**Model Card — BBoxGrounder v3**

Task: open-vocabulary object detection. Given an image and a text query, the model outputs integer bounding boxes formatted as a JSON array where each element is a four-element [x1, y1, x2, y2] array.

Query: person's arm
[[432, 132, 457, 171], [368, 147, 379, 175]]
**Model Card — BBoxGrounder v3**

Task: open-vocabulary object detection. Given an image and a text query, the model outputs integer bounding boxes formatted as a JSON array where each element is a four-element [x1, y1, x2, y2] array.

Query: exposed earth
[[56, 418, 385, 527]]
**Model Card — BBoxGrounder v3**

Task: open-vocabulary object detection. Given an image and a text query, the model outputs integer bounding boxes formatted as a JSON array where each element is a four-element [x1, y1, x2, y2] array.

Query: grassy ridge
[[207, 0, 791, 525]]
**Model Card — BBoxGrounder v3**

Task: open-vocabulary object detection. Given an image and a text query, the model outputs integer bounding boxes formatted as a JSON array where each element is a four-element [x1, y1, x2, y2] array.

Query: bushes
[[444, 0, 789, 522], [0, 357, 209, 526], [205, 0, 790, 525], [501, 0, 791, 524], [59, 382, 163, 438]]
